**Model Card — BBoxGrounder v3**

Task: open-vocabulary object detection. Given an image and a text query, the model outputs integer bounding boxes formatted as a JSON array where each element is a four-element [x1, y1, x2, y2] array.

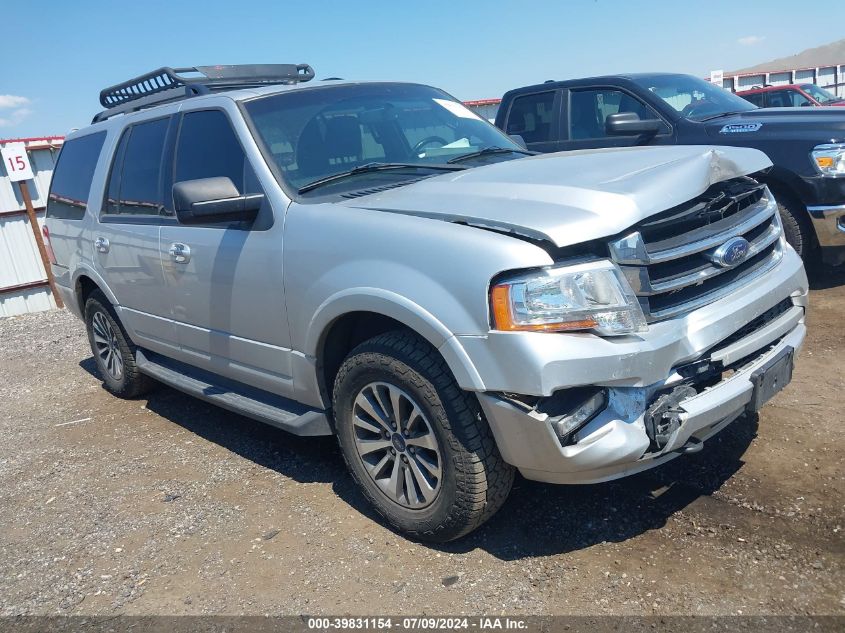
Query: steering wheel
[[413, 136, 448, 155], [681, 102, 709, 118]]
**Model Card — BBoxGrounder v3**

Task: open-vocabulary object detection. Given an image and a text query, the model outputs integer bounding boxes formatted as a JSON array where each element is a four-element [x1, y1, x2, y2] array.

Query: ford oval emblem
[[710, 237, 750, 268]]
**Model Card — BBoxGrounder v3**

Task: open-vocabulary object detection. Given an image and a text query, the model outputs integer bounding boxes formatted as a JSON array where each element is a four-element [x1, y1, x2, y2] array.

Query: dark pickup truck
[[496, 73, 845, 265]]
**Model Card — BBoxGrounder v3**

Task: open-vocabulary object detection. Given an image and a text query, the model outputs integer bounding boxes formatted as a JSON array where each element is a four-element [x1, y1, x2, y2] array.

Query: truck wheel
[[332, 330, 514, 542], [777, 197, 816, 261], [84, 290, 155, 398]]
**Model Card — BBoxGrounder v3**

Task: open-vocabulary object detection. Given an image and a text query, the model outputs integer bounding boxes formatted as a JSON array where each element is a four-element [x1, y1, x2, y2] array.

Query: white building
[[462, 98, 501, 123], [719, 64, 845, 97]]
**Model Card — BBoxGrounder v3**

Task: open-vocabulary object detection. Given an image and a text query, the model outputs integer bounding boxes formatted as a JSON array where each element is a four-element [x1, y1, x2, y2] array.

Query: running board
[[135, 349, 332, 436]]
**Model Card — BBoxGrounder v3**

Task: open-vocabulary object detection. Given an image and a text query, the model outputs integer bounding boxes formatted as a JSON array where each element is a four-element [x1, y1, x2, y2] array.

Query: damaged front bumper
[[473, 248, 808, 485], [478, 316, 804, 484]]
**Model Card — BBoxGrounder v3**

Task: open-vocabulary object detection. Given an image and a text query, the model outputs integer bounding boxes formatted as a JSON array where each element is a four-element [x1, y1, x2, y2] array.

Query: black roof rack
[[93, 63, 315, 123]]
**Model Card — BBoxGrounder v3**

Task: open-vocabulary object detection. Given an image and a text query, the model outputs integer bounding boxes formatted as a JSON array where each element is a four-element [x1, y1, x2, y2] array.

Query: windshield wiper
[[447, 146, 534, 164], [297, 162, 466, 194], [698, 111, 753, 122]]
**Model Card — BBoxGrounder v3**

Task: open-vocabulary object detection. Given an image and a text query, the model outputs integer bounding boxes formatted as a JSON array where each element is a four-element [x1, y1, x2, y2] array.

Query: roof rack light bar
[[94, 63, 315, 120]]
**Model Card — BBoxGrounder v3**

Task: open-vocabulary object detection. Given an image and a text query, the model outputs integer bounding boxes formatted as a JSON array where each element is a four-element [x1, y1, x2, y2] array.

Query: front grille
[[608, 178, 784, 322]]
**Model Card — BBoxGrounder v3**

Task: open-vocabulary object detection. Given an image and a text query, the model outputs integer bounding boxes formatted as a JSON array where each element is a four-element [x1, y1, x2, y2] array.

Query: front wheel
[[777, 197, 816, 262], [332, 330, 514, 542]]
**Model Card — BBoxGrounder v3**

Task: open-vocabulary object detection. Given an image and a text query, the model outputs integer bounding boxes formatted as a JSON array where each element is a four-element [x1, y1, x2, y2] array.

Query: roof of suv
[[502, 72, 689, 96]]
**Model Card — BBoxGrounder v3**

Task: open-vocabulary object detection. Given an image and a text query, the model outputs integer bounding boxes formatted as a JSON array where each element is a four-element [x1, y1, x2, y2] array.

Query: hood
[[342, 145, 771, 248], [703, 107, 845, 141]]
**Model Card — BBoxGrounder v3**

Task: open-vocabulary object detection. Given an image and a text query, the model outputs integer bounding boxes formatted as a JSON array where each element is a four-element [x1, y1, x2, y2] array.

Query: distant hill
[[733, 39, 845, 73]]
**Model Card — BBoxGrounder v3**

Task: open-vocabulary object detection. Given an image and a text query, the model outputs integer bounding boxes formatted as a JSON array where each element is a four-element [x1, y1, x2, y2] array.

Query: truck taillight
[[42, 225, 58, 265]]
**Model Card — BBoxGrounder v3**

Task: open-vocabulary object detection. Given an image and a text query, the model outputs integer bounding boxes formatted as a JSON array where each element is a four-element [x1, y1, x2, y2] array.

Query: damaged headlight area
[[490, 260, 648, 336]]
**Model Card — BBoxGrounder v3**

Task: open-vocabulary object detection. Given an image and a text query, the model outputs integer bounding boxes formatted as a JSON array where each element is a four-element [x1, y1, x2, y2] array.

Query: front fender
[[757, 165, 813, 206], [307, 288, 452, 353], [284, 203, 553, 400], [306, 287, 486, 391]]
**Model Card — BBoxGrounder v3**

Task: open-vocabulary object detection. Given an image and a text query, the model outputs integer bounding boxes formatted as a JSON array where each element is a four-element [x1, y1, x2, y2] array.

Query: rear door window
[[104, 130, 129, 216], [505, 92, 555, 144], [103, 117, 171, 216], [118, 118, 170, 215], [46, 132, 107, 220], [766, 91, 791, 108]]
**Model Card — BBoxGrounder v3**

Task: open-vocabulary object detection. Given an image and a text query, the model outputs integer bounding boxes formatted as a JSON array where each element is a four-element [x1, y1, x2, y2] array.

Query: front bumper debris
[[477, 307, 806, 485]]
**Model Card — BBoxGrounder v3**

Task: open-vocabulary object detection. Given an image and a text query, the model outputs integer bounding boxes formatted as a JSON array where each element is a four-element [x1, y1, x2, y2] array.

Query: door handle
[[168, 242, 191, 264], [94, 237, 110, 253]]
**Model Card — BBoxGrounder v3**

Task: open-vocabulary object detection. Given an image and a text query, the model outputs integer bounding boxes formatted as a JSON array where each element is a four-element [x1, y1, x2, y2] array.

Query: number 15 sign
[[1, 143, 35, 182]]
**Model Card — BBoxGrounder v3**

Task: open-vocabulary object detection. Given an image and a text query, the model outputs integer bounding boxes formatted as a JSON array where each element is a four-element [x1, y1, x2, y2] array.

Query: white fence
[[0, 137, 63, 317]]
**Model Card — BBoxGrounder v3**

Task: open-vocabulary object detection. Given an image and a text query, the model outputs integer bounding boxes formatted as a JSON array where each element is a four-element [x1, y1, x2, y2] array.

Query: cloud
[[0, 108, 32, 127], [0, 95, 32, 127], [738, 35, 765, 46], [0, 94, 30, 109]]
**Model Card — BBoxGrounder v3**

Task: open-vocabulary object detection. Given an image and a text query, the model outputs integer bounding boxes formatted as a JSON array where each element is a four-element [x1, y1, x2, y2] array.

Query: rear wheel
[[332, 330, 514, 542], [84, 291, 155, 398]]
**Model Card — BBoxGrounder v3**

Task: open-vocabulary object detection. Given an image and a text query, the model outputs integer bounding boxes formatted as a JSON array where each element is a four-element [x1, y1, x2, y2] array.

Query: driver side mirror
[[173, 177, 263, 225], [605, 112, 662, 137]]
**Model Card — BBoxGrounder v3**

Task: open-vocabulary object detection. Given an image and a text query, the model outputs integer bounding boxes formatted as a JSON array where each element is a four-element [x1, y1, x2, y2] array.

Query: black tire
[[84, 290, 155, 398], [332, 330, 514, 542], [777, 196, 816, 262]]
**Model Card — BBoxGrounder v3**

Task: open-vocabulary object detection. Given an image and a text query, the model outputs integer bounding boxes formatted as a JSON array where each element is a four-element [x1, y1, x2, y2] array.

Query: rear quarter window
[[46, 132, 107, 220]]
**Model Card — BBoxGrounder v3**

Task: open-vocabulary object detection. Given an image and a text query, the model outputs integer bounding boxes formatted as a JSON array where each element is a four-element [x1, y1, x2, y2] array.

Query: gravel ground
[[0, 268, 842, 616]]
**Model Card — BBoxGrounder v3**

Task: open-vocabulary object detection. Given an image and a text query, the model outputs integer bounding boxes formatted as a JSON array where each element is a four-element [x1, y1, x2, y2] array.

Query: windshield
[[243, 83, 523, 193], [631, 74, 757, 121], [800, 84, 840, 104]]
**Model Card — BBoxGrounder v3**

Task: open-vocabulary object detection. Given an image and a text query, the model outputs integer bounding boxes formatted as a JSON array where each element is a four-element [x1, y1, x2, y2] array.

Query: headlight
[[490, 260, 648, 336], [811, 143, 845, 177]]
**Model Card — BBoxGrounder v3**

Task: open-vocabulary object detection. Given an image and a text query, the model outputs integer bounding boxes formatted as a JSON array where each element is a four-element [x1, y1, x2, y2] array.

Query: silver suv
[[45, 64, 808, 541]]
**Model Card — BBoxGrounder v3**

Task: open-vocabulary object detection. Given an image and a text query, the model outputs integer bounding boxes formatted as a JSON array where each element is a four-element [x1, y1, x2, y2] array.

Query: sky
[[2, 0, 844, 138]]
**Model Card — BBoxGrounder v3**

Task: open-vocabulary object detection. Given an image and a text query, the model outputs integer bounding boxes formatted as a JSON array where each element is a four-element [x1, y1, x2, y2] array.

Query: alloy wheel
[[351, 381, 442, 509], [91, 311, 123, 381]]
